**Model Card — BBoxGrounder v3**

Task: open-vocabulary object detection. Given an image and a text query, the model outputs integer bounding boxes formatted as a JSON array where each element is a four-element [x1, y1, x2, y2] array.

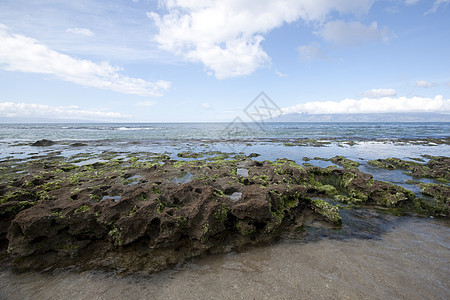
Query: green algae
[[368, 157, 449, 182], [413, 198, 448, 216], [310, 168, 356, 191], [420, 183, 449, 202], [156, 198, 164, 213], [151, 185, 161, 194], [229, 168, 237, 175], [176, 216, 188, 228], [108, 226, 123, 246], [0, 190, 35, 204], [201, 223, 214, 243], [317, 184, 339, 197], [236, 220, 256, 236], [213, 188, 226, 199], [51, 210, 65, 219], [330, 156, 360, 169], [74, 205, 90, 213], [139, 192, 149, 202], [268, 190, 302, 229], [213, 203, 229, 222], [416, 183, 449, 216], [379, 191, 409, 207], [310, 199, 342, 224], [1, 201, 36, 215], [177, 151, 204, 158], [129, 205, 138, 217], [89, 193, 102, 201], [252, 174, 270, 187]]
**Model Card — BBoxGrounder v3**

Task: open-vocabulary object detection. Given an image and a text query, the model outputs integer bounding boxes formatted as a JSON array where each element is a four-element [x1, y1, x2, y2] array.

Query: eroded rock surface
[[0, 152, 447, 274]]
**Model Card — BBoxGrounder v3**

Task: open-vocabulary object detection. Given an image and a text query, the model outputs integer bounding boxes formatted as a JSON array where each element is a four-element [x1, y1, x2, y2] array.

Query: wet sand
[[1, 215, 448, 300]]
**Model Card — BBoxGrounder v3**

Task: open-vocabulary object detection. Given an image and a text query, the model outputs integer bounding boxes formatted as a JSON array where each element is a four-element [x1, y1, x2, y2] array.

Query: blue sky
[[0, 0, 449, 122]]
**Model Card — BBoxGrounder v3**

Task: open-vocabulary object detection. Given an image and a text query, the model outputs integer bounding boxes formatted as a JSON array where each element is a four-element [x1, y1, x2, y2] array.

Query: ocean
[[1, 122, 449, 162], [0, 122, 449, 299], [1, 122, 449, 141]]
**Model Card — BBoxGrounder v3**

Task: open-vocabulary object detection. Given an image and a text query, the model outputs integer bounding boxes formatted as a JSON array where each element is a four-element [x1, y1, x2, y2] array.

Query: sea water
[[0, 122, 448, 141]]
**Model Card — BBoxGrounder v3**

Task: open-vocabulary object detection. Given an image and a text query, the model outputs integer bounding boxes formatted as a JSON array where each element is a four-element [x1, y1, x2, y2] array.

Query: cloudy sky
[[0, 0, 449, 122]]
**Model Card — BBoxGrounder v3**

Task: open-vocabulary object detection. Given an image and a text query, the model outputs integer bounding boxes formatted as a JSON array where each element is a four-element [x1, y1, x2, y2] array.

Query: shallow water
[[0, 215, 448, 299], [171, 172, 194, 184]]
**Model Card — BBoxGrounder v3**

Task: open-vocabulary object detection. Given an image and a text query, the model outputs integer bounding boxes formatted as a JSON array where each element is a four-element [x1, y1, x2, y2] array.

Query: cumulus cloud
[[66, 27, 94, 36], [298, 42, 329, 62], [0, 102, 129, 120], [426, 0, 449, 14], [318, 21, 395, 46], [202, 102, 211, 109], [0, 25, 170, 96], [358, 88, 397, 98], [416, 80, 436, 88], [283, 95, 450, 114], [148, 0, 374, 78]]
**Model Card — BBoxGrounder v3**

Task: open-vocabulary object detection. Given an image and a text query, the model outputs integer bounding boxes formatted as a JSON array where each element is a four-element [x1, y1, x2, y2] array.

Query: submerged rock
[[70, 142, 88, 147], [31, 139, 56, 147], [171, 172, 194, 184], [368, 156, 450, 182]]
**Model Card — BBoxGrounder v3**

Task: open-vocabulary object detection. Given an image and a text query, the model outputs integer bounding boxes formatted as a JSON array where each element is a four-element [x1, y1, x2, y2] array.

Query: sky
[[0, 0, 449, 122]]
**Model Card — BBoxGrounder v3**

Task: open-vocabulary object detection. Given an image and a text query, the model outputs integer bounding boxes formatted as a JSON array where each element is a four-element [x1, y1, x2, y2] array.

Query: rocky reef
[[0, 150, 448, 274], [369, 156, 450, 182]]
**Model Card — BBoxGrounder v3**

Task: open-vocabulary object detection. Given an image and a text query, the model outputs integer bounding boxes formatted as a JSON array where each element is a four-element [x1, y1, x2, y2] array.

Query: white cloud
[[202, 102, 211, 109], [148, 0, 374, 78], [404, 0, 420, 5], [283, 95, 450, 114], [416, 80, 436, 88], [426, 0, 449, 14], [0, 102, 130, 120], [0, 25, 170, 96], [358, 88, 397, 98], [298, 42, 329, 62], [318, 21, 395, 46], [136, 100, 157, 107], [275, 71, 287, 78], [66, 27, 94, 36]]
